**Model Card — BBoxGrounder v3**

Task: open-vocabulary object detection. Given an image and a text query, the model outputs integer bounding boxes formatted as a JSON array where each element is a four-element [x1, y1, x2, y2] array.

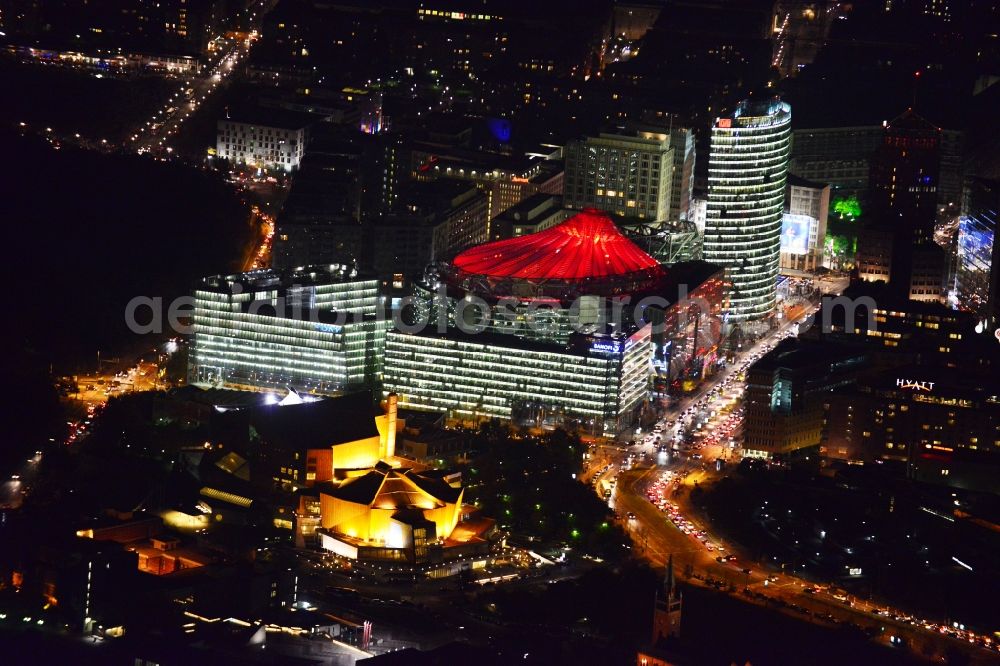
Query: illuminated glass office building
[[189, 265, 391, 394], [956, 213, 996, 318], [704, 98, 791, 323], [955, 177, 999, 328], [385, 329, 651, 437]]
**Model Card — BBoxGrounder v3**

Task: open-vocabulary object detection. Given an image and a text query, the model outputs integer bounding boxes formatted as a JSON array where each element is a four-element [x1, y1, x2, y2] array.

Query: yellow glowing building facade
[[264, 392, 402, 489], [329, 393, 399, 472], [317, 463, 466, 563]]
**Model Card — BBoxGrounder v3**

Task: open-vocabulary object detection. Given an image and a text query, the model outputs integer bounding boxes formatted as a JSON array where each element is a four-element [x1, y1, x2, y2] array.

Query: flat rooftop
[[787, 173, 829, 190], [221, 106, 321, 130], [492, 193, 562, 222], [196, 264, 375, 293], [750, 337, 866, 373]]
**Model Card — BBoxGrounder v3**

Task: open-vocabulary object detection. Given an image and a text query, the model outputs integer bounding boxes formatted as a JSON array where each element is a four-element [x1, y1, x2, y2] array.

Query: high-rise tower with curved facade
[[704, 98, 792, 323]]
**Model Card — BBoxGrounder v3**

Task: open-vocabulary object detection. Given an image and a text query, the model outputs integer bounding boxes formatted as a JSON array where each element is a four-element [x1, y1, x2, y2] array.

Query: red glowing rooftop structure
[[453, 209, 663, 281], [439, 209, 667, 301]]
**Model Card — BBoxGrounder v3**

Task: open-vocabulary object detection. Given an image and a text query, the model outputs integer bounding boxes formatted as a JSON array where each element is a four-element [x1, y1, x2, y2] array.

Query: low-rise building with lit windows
[[386, 327, 652, 436], [814, 281, 994, 370], [216, 108, 314, 172], [742, 338, 867, 459], [189, 264, 391, 395], [821, 367, 1000, 494]]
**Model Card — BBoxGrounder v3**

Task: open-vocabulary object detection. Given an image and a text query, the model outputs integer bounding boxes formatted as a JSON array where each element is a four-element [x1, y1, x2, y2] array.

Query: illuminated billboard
[[781, 214, 812, 255], [488, 117, 512, 143]]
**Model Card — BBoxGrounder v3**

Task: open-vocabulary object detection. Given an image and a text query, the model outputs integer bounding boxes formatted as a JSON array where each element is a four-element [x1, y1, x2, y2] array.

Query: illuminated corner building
[[316, 462, 498, 568], [742, 338, 866, 460], [385, 210, 679, 437], [564, 130, 674, 221], [780, 174, 829, 273], [189, 264, 390, 395], [216, 108, 314, 173], [955, 177, 1000, 329], [821, 367, 1000, 494], [704, 98, 791, 323]]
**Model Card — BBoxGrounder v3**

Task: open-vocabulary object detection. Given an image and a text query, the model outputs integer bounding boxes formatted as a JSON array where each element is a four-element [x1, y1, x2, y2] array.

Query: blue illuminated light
[[488, 118, 512, 143]]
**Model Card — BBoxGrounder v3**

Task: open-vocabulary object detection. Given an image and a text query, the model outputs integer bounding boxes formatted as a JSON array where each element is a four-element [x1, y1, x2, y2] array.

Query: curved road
[[615, 464, 998, 663]]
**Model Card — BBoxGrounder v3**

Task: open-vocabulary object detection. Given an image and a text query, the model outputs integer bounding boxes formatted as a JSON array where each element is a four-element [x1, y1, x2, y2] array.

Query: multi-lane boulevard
[[10, 1, 274, 160], [130, 32, 255, 156]]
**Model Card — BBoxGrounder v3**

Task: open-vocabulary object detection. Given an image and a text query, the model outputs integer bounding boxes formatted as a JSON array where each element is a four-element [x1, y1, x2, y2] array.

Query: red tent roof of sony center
[[452, 209, 664, 280]]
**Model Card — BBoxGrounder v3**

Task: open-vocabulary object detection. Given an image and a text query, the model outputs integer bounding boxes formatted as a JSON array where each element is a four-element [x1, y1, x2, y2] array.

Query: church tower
[[652, 554, 682, 642]]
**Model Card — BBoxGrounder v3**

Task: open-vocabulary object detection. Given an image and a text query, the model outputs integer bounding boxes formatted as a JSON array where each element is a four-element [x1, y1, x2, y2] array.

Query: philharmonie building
[[384, 209, 728, 436]]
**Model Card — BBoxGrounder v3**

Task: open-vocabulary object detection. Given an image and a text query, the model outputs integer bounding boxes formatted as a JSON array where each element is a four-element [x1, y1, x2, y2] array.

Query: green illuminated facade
[[832, 195, 862, 220]]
